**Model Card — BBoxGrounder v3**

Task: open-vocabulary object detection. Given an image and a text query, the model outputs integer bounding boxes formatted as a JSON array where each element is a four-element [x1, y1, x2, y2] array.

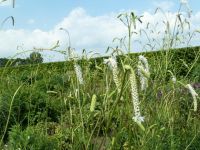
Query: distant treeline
[[0, 52, 43, 67]]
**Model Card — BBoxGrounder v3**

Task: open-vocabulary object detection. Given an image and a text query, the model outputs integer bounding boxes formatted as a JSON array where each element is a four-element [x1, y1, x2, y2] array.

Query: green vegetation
[[1, 0, 200, 149], [0, 46, 200, 149], [0, 52, 43, 68]]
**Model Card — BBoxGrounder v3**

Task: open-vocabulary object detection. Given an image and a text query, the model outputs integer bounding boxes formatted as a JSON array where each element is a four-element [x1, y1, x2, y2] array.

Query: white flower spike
[[129, 69, 144, 123], [74, 63, 84, 85], [138, 55, 150, 91], [104, 56, 120, 92], [186, 84, 198, 111], [139, 55, 149, 72]]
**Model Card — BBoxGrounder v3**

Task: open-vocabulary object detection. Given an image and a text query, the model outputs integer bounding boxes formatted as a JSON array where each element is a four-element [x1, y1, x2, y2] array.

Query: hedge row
[[1, 46, 200, 81]]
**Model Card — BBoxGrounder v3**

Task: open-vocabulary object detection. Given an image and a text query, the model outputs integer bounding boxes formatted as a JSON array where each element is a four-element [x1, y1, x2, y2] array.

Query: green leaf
[[136, 122, 145, 131]]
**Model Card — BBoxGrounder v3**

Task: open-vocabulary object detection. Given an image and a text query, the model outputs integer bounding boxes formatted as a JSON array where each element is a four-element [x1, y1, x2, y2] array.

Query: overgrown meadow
[[1, 1, 200, 149]]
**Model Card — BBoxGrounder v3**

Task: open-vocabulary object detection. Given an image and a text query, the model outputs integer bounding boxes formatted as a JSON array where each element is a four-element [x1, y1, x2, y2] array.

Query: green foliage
[[1, 1, 200, 148], [8, 124, 59, 150], [28, 52, 43, 64], [0, 52, 43, 68], [0, 45, 200, 149]]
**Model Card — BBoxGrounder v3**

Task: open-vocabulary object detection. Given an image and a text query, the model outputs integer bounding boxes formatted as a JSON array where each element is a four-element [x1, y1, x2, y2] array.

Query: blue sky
[[1, 0, 199, 30], [0, 0, 199, 61]]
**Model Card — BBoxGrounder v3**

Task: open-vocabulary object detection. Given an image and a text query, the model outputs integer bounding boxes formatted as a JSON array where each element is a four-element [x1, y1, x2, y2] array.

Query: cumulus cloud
[[0, 7, 200, 62], [55, 8, 126, 51], [0, 7, 127, 61]]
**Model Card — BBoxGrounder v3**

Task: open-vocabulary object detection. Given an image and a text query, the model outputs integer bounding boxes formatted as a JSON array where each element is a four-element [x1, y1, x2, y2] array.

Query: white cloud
[[153, 1, 175, 11], [0, 7, 127, 61], [0, 7, 200, 62], [55, 8, 126, 50]]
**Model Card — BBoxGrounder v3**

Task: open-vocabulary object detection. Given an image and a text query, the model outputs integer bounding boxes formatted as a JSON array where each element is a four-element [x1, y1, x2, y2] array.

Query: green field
[[0, 46, 200, 149], [1, 1, 200, 149]]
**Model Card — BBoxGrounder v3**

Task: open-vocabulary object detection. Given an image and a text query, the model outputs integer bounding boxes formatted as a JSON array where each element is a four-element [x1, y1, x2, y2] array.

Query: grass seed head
[[186, 84, 198, 111], [74, 63, 84, 85], [90, 94, 97, 112]]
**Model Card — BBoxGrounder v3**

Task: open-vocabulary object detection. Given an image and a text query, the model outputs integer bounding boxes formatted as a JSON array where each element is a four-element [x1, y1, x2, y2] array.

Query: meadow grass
[[0, 46, 200, 149], [0, 1, 200, 149]]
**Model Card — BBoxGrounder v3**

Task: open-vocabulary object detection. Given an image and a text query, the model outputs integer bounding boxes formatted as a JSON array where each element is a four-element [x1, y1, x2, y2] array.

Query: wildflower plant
[[177, 80, 198, 112], [137, 55, 150, 91], [74, 63, 84, 85], [138, 55, 149, 72], [124, 65, 144, 125], [186, 84, 198, 111], [104, 56, 120, 92], [59, 28, 84, 85]]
